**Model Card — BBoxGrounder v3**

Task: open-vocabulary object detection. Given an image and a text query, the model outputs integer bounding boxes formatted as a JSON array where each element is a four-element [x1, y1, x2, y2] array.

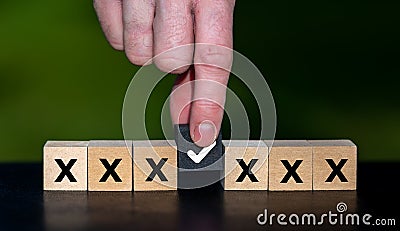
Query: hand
[[94, 0, 235, 147]]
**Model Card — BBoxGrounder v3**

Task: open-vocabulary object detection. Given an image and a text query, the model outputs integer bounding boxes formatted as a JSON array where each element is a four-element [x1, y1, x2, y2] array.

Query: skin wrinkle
[[125, 26, 152, 49], [193, 2, 234, 75], [122, 0, 155, 63], [168, 14, 187, 44], [124, 2, 153, 33], [156, 3, 189, 46], [93, 0, 122, 14], [146, 0, 156, 8], [153, 0, 194, 73], [125, 17, 150, 34], [123, 4, 153, 40], [194, 0, 234, 43], [209, 9, 231, 39], [193, 100, 224, 118], [196, 47, 232, 71]]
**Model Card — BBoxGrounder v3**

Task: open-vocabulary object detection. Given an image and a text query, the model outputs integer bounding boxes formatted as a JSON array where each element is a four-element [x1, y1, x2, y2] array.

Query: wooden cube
[[43, 141, 88, 191], [267, 140, 312, 191], [222, 140, 269, 190], [133, 140, 177, 191], [310, 140, 357, 190], [88, 140, 133, 191]]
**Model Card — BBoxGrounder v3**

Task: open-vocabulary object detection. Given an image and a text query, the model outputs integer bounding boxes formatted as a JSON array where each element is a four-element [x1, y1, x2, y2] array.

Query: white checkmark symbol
[[187, 141, 216, 164]]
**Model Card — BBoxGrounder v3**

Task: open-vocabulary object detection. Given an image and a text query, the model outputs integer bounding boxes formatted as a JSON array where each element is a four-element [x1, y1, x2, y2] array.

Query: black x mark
[[146, 158, 168, 182], [325, 159, 348, 182], [280, 160, 303, 183], [236, 159, 259, 182], [99, 159, 122, 182], [55, 159, 77, 182]]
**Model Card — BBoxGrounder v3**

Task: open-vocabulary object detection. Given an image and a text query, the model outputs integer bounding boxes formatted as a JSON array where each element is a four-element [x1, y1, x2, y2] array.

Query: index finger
[[190, 0, 235, 147]]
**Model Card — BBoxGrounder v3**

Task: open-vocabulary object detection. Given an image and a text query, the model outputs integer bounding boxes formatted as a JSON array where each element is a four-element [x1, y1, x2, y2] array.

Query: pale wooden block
[[310, 140, 357, 190], [222, 140, 269, 190], [43, 141, 88, 191], [88, 140, 133, 191], [133, 140, 177, 191], [267, 140, 312, 191]]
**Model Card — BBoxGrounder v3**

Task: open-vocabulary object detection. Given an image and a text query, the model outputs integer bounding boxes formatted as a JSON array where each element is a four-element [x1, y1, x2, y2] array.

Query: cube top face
[[133, 140, 176, 147], [266, 140, 310, 147], [45, 141, 89, 147], [222, 140, 267, 148], [308, 140, 356, 147], [268, 140, 312, 191], [133, 141, 177, 191], [223, 140, 269, 190], [43, 141, 88, 191], [311, 140, 357, 190], [88, 141, 133, 191], [89, 140, 132, 148]]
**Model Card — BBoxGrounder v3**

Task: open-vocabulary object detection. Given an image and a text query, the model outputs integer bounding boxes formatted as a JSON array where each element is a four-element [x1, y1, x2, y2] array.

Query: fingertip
[[109, 41, 124, 51], [125, 52, 153, 66], [94, 0, 124, 51]]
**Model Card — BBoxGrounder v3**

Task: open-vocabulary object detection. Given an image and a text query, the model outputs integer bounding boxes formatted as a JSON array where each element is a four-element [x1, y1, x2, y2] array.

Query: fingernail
[[194, 121, 217, 147]]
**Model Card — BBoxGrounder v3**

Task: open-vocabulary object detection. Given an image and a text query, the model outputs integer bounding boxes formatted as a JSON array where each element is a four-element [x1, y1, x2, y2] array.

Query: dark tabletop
[[0, 163, 399, 231]]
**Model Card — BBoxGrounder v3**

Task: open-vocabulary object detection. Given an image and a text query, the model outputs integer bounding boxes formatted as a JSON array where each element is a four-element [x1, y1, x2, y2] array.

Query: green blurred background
[[0, 1, 399, 162]]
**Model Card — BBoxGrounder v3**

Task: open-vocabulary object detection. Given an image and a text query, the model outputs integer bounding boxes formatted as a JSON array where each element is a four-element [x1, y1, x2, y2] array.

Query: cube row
[[43, 139, 356, 191]]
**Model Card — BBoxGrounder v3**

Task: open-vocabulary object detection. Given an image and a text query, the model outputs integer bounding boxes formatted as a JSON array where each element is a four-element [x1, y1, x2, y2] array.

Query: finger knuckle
[[154, 56, 190, 74], [125, 20, 151, 34], [194, 48, 232, 73], [194, 100, 223, 115], [126, 52, 152, 66], [109, 40, 124, 51], [154, 6, 190, 45]]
